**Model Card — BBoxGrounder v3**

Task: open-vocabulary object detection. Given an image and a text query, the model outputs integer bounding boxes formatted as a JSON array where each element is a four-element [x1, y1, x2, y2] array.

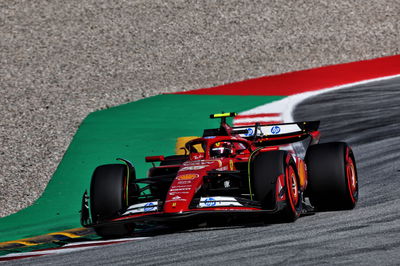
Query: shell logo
[[297, 159, 307, 190], [177, 174, 199, 180], [229, 159, 234, 170]]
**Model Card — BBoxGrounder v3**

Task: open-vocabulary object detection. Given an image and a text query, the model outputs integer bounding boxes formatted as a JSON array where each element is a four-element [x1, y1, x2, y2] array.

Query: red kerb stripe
[[0, 254, 45, 262], [234, 121, 283, 126], [175, 55, 400, 96], [235, 113, 281, 119]]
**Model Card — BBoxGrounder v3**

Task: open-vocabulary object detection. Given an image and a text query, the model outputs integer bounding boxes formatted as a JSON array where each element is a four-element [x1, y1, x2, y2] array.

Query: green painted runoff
[[0, 94, 283, 243]]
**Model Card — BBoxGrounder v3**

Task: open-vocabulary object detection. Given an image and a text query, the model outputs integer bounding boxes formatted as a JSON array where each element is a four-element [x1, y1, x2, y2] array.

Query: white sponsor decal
[[169, 187, 191, 192], [260, 124, 301, 135], [168, 191, 190, 195], [180, 165, 208, 171], [122, 201, 158, 215], [165, 195, 188, 202], [216, 166, 229, 171], [171, 185, 192, 188], [177, 180, 192, 185], [198, 196, 243, 208], [237, 124, 301, 138], [183, 160, 217, 166]]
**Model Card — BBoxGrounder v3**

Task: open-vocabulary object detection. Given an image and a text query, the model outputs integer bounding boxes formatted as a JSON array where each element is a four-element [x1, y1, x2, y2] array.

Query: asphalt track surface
[[6, 77, 400, 265]]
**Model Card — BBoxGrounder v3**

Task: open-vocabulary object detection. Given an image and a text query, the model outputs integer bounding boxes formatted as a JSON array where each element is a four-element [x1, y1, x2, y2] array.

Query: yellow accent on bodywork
[[297, 159, 307, 191], [175, 136, 201, 155], [229, 159, 234, 170], [211, 112, 237, 118]]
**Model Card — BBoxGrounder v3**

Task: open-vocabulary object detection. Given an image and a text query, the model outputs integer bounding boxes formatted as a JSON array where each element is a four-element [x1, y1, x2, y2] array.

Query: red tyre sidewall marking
[[345, 147, 357, 204]]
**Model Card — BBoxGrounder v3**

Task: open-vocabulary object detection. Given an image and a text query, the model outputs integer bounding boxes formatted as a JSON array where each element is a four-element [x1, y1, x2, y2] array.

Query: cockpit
[[185, 138, 252, 160]]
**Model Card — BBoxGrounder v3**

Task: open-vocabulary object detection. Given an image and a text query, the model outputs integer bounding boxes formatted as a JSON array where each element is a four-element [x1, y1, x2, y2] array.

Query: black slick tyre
[[305, 142, 358, 211], [252, 150, 302, 222], [90, 164, 133, 238]]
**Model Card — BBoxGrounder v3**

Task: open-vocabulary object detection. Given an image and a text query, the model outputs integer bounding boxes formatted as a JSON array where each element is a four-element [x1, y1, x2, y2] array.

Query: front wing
[[82, 196, 290, 229]]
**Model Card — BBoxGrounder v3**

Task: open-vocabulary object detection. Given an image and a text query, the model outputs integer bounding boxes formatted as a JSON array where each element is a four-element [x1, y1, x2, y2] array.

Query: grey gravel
[[1, 0, 399, 217]]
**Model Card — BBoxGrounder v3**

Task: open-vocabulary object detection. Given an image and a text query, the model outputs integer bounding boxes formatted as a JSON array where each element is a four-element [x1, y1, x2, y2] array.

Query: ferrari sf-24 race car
[[80, 112, 358, 238]]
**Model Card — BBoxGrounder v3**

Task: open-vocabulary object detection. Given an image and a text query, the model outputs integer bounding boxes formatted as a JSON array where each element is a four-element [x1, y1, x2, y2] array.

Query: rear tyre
[[305, 142, 358, 211], [252, 151, 302, 222], [90, 164, 134, 238]]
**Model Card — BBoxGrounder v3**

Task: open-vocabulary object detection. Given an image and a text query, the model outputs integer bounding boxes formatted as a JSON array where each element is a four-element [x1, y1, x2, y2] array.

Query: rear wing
[[203, 113, 320, 146], [232, 121, 320, 146]]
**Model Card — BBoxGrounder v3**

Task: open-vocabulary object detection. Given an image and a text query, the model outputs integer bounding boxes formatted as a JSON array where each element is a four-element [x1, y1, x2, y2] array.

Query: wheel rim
[[346, 148, 358, 203], [286, 165, 299, 207]]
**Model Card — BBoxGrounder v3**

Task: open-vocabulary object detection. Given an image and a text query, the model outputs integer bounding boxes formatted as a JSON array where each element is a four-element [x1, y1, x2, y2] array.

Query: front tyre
[[90, 164, 133, 238], [305, 142, 358, 211], [252, 151, 302, 222]]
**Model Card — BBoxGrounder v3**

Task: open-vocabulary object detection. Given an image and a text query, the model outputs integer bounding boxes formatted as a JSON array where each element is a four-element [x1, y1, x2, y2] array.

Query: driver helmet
[[210, 142, 233, 158]]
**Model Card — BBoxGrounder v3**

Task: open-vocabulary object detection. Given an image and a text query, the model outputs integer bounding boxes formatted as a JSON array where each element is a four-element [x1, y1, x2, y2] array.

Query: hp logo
[[245, 128, 254, 136], [271, 126, 281, 134]]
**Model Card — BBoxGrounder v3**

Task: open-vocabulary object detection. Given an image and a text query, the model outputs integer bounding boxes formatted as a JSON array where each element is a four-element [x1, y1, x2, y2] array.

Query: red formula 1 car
[[80, 112, 358, 238]]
